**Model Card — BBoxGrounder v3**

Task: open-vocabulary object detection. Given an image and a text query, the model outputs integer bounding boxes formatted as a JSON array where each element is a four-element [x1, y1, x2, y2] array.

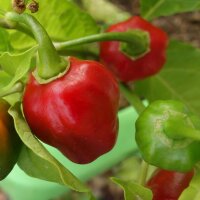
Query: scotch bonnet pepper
[[135, 100, 200, 172], [0, 99, 21, 180], [100, 16, 168, 82], [23, 57, 119, 164], [147, 169, 194, 200], [4, 12, 120, 165]]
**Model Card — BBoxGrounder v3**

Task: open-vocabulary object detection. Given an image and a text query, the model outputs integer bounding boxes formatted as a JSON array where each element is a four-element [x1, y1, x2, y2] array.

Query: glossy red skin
[[23, 57, 119, 164], [0, 99, 21, 180], [100, 16, 168, 82], [147, 169, 194, 200]]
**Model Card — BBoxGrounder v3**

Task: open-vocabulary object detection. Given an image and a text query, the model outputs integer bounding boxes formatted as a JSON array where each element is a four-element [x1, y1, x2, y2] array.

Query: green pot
[[0, 106, 138, 200]]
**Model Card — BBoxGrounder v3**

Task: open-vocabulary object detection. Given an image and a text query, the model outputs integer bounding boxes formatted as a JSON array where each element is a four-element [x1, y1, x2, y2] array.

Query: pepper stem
[[119, 83, 146, 114], [164, 118, 200, 141], [55, 30, 150, 59], [138, 160, 149, 185], [1, 13, 149, 60], [119, 84, 149, 185], [5, 12, 67, 81]]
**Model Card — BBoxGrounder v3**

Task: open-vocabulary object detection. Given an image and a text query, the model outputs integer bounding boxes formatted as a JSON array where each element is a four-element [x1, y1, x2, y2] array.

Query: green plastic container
[[0, 106, 138, 200]]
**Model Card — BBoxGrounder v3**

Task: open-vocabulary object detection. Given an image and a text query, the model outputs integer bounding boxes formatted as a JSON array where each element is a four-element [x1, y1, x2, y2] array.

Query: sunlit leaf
[[9, 103, 93, 194], [135, 40, 200, 116], [112, 177, 153, 200], [141, 0, 200, 20], [0, 0, 100, 49]]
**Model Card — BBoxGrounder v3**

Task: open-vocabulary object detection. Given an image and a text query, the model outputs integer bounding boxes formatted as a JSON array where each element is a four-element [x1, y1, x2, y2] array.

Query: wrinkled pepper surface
[[100, 16, 168, 82], [23, 57, 119, 164], [136, 100, 200, 172]]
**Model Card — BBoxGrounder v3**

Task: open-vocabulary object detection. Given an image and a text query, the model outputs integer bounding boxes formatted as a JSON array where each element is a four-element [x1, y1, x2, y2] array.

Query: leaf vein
[[155, 75, 196, 113]]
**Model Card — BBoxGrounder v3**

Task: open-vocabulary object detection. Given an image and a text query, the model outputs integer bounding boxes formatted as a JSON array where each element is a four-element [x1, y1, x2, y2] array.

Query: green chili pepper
[[135, 100, 200, 172]]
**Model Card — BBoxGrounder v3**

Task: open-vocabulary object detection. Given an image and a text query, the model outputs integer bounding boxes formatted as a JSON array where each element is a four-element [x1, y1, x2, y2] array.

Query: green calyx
[[120, 30, 150, 60], [135, 100, 200, 172], [5, 12, 68, 82], [32, 57, 70, 84], [164, 117, 200, 141]]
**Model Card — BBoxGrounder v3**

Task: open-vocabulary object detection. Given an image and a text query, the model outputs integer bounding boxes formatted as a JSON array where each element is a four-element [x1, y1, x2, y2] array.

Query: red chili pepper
[[146, 169, 194, 200], [100, 16, 168, 82], [0, 99, 21, 180], [23, 57, 119, 164]]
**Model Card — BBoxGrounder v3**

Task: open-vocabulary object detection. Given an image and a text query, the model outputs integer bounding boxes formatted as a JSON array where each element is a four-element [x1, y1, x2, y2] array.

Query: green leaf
[[0, 71, 21, 105], [34, 0, 100, 41], [0, 0, 100, 49], [0, 70, 11, 88], [179, 171, 200, 200], [3, 93, 21, 105], [81, 0, 131, 24], [0, 27, 11, 52], [0, 46, 37, 96], [112, 178, 153, 200], [0, 2, 10, 11], [0, 45, 37, 75], [114, 157, 141, 181], [135, 40, 200, 116], [114, 157, 157, 183], [141, 0, 200, 20], [8, 102, 91, 193]]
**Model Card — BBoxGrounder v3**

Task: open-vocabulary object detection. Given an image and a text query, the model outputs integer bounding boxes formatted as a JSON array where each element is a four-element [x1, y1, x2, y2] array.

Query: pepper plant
[[0, 0, 200, 200]]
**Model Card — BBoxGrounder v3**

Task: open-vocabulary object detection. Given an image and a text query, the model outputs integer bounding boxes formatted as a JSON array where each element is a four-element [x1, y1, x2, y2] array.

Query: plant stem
[[119, 83, 145, 114], [5, 12, 67, 81], [164, 118, 200, 141], [119, 83, 149, 185], [58, 48, 98, 59], [0, 21, 148, 58], [0, 14, 149, 59], [0, 82, 23, 98], [55, 30, 149, 58], [138, 160, 149, 186]]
